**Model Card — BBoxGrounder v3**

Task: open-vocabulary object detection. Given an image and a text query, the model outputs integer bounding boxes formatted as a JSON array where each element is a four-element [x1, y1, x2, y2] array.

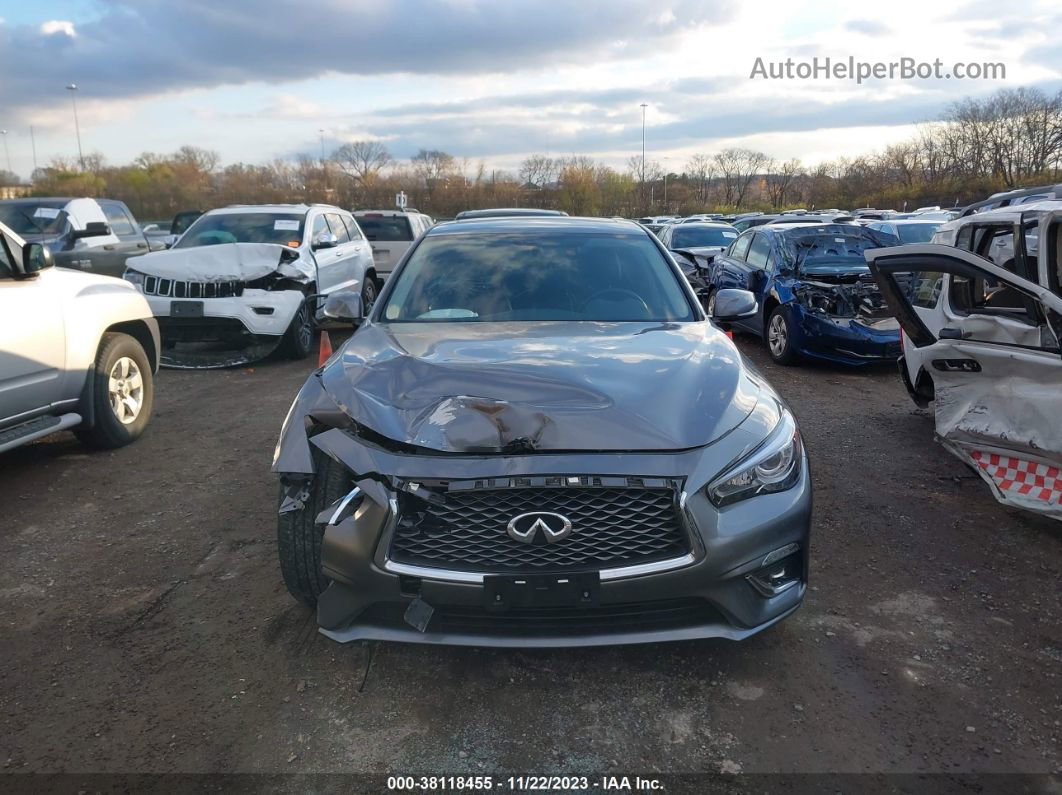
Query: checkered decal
[[970, 451, 1062, 504]]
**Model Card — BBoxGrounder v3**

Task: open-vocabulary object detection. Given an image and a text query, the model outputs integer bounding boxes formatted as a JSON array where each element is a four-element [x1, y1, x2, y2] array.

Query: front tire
[[766, 306, 799, 365], [75, 332, 154, 449], [279, 297, 315, 359], [360, 278, 378, 324], [277, 449, 352, 606]]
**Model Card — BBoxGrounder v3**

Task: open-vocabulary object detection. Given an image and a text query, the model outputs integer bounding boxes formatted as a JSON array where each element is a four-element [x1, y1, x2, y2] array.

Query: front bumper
[[792, 307, 901, 366], [307, 453, 811, 648], [145, 289, 302, 337]]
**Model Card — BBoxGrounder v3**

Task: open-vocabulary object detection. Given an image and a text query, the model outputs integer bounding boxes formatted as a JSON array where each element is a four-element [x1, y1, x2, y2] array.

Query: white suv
[[0, 221, 159, 454], [352, 210, 433, 280], [125, 204, 377, 367]]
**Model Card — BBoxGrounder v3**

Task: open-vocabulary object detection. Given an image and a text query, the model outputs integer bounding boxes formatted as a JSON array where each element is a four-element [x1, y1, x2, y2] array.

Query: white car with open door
[[867, 240, 1062, 520]]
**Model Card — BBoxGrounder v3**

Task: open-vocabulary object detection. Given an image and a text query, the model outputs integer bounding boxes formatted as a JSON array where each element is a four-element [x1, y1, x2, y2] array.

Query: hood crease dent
[[131, 242, 313, 282], [319, 321, 762, 454]]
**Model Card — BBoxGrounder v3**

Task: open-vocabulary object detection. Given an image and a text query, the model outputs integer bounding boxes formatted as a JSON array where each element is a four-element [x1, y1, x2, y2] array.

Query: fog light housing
[[746, 548, 802, 598]]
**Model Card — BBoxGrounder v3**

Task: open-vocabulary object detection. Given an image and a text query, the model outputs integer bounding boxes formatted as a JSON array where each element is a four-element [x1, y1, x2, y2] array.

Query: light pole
[[66, 83, 84, 171], [639, 103, 647, 185], [319, 128, 328, 194], [0, 130, 10, 175], [30, 125, 38, 174]]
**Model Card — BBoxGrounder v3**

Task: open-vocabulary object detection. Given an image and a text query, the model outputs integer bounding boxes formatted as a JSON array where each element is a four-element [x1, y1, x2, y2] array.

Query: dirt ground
[[1, 331, 1059, 786]]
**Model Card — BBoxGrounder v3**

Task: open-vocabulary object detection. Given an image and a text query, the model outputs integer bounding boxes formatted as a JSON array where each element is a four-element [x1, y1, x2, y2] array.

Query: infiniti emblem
[[506, 511, 573, 544]]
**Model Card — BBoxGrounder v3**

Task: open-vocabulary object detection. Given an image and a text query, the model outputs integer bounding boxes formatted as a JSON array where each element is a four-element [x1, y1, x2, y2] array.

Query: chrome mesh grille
[[389, 477, 689, 573]]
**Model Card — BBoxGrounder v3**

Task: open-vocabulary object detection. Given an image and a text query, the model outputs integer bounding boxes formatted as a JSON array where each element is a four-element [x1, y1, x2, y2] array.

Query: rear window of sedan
[[380, 232, 696, 323], [356, 216, 414, 242]]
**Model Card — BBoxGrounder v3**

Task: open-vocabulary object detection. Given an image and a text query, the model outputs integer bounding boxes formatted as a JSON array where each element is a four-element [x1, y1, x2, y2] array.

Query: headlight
[[123, 269, 146, 291], [707, 410, 802, 506]]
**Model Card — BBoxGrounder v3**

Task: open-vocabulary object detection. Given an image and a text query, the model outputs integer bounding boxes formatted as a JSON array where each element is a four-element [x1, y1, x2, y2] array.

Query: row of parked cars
[[0, 197, 435, 454]]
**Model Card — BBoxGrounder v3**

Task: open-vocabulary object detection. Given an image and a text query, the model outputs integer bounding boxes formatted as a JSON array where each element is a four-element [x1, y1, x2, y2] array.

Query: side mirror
[[21, 242, 54, 275], [711, 288, 758, 321], [71, 221, 111, 240], [323, 291, 363, 323], [313, 231, 339, 250]]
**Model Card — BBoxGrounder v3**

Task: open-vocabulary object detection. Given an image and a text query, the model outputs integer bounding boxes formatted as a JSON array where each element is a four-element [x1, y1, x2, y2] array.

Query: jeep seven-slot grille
[[389, 478, 689, 573], [143, 275, 244, 298]]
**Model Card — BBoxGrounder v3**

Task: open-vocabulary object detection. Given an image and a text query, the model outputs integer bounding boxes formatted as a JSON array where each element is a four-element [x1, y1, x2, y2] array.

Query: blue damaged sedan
[[705, 223, 901, 365]]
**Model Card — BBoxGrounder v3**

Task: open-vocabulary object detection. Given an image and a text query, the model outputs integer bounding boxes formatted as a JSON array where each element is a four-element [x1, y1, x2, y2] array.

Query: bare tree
[[333, 140, 392, 183], [684, 153, 715, 203], [766, 158, 804, 208], [713, 148, 770, 207]]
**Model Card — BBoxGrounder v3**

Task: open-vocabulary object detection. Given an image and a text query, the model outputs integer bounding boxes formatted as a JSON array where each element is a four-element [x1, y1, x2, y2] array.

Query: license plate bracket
[[171, 300, 204, 318], [484, 571, 599, 611]]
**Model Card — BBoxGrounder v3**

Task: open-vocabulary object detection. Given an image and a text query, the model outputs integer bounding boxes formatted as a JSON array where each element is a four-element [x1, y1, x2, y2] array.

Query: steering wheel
[[581, 288, 650, 314]]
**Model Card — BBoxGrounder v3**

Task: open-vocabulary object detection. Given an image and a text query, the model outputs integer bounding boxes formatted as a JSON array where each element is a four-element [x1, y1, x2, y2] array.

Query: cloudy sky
[[0, 0, 1060, 179]]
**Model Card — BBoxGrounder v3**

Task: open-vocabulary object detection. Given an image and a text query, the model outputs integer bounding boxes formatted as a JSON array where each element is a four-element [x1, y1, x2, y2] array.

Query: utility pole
[[319, 128, 328, 194], [30, 126, 38, 175], [639, 103, 648, 185], [66, 84, 84, 171], [0, 130, 10, 174]]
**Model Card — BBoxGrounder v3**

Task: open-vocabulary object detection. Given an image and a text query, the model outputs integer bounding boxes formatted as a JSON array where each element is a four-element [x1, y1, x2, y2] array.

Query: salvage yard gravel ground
[[0, 333, 1058, 780]]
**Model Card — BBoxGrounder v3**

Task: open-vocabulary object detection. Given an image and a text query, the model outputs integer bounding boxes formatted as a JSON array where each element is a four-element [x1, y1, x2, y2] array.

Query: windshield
[[0, 203, 70, 238], [896, 223, 941, 243], [174, 212, 304, 248], [380, 232, 695, 323], [356, 216, 413, 242], [671, 226, 737, 248]]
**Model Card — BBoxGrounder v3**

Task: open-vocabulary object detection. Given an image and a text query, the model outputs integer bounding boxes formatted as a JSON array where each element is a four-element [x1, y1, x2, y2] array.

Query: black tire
[[279, 297, 315, 359], [705, 288, 717, 316], [74, 332, 154, 449], [277, 448, 352, 606], [360, 278, 378, 324], [765, 305, 799, 365]]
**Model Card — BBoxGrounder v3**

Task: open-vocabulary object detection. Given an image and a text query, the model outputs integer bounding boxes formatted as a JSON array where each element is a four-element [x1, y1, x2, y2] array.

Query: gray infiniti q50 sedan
[[272, 217, 811, 647]]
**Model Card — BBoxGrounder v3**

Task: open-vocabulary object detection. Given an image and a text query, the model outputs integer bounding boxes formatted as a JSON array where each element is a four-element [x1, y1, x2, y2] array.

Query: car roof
[[428, 216, 642, 236], [0, 197, 77, 205], [880, 218, 944, 225], [935, 198, 1062, 233], [210, 203, 346, 215], [454, 208, 568, 219], [354, 209, 426, 217], [670, 221, 735, 229], [761, 222, 879, 238]]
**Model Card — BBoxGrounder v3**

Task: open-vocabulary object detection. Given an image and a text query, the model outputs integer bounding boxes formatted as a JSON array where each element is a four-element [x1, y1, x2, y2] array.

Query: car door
[[868, 244, 1062, 519], [306, 212, 337, 294], [98, 201, 150, 277], [0, 237, 67, 427], [323, 212, 366, 295], [734, 231, 773, 333], [340, 213, 374, 288], [712, 230, 753, 291]]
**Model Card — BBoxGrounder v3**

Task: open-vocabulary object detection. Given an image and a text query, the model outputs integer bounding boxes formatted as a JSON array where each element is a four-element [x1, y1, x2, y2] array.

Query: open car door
[[867, 243, 1062, 520]]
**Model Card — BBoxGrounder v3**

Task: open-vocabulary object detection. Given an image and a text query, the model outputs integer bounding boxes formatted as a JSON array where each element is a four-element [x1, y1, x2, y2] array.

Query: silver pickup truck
[[0, 220, 160, 454]]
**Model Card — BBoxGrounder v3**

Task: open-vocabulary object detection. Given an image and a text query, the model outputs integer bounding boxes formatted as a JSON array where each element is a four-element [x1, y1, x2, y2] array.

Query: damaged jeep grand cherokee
[[272, 217, 811, 647]]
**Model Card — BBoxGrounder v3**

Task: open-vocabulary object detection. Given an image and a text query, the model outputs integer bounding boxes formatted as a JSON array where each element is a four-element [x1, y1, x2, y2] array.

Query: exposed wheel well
[[106, 320, 158, 372]]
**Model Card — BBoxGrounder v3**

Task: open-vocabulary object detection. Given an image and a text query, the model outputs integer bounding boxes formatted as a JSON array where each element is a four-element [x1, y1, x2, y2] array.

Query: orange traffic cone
[[318, 330, 333, 367]]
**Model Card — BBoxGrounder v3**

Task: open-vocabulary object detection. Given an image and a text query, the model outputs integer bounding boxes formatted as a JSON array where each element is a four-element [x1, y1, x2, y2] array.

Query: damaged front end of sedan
[[272, 317, 811, 648], [124, 242, 315, 368], [788, 270, 902, 362]]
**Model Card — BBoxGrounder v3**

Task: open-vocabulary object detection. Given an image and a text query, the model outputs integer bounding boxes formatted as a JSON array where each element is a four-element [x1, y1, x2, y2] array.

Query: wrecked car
[[124, 204, 377, 367], [869, 202, 1062, 520], [705, 223, 901, 365], [660, 222, 740, 309], [272, 216, 812, 647]]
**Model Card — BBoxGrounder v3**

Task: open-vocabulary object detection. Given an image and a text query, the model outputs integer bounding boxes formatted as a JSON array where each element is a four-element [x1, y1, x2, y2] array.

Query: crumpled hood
[[128, 242, 313, 282], [319, 321, 761, 453]]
